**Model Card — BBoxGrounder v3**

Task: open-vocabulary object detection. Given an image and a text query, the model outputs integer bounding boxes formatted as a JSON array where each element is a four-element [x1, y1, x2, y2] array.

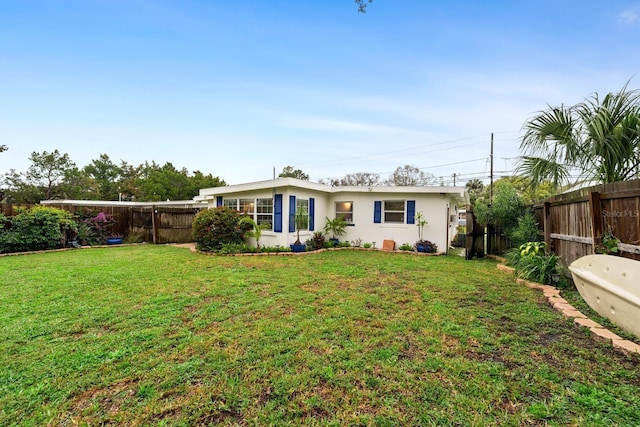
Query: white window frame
[[296, 198, 309, 231], [335, 201, 353, 223], [383, 200, 405, 224], [256, 198, 274, 230], [224, 197, 273, 231]]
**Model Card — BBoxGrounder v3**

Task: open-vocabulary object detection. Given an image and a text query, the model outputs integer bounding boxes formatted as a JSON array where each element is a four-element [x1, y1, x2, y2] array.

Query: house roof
[[196, 178, 468, 204], [41, 199, 206, 208]]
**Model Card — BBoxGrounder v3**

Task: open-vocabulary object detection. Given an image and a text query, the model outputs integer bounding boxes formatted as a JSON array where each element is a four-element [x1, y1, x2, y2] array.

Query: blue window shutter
[[407, 200, 416, 224], [274, 194, 283, 233], [374, 201, 382, 224], [216, 196, 223, 207], [289, 195, 296, 233], [309, 198, 315, 231]]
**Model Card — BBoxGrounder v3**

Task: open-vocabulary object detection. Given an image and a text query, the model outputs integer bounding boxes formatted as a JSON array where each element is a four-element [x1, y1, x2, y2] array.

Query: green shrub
[[307, 231, 325, 251], [0, 206, 76, 253], [518, 253, 560, 284], [399, 242, 414, 251], [508, 211, 540, 248], [505, 242, 560, 285], [192, 207, 251, 252], [363, 242, 372, 249]]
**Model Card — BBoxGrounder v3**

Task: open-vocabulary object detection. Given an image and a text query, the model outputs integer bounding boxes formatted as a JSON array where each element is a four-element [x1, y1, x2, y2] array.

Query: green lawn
[[1, 246, 639, 426]]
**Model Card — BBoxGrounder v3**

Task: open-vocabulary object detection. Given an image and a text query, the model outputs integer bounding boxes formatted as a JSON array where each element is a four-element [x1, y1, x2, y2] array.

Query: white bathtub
[[569, 254, 640, 339]]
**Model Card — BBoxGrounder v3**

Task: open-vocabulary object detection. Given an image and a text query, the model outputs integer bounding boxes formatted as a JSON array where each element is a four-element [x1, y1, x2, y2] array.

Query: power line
[[298, 134, 494, 168]]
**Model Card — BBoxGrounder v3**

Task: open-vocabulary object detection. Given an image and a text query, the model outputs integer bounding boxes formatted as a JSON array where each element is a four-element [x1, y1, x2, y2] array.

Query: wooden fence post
[[543, 202, 551, 251], [589, 192, 602, 253], [152, 205, 158, 244]]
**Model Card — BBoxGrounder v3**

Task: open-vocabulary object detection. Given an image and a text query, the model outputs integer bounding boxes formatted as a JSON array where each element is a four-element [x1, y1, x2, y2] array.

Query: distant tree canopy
[[474, 176, 554, 208], [385, 165, 436, 186], [320, 172, 381, 187], [2, 151, 226, 204], [319, 165, 437, 187], [278, 166, 309, 181]]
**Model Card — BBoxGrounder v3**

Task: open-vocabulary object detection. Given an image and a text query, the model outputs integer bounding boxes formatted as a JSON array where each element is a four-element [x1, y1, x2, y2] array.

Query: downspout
[[445, 203, 450, 255]]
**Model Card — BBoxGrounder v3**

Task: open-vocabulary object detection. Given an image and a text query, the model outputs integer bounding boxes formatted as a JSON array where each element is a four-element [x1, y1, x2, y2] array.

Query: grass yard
[[1, 246, 639, 426]]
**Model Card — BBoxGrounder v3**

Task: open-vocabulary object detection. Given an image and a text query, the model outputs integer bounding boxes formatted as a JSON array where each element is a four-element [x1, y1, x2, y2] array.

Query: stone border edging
[[492, 257, 640, 358], [189, 245, 442, 257]]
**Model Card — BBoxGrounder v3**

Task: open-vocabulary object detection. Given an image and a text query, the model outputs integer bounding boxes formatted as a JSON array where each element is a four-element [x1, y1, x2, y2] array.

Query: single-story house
[[195, 178, 467, 254]]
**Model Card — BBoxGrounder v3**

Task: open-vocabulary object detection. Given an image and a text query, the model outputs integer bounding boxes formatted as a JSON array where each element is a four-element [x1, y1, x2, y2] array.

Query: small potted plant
[[414, 211, 432, 252], [323, 216, 347, 247], [240, 216, 270, 249], [310, 230, 326, 250], [290, 206, 309, 252], [415, 239, 437, 253]]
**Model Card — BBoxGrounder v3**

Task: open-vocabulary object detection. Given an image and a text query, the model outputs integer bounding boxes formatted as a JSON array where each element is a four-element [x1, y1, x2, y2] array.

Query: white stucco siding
[[203, 185, 330, 248], [196, 178, 466, 252], [327, 192, 452, 251]]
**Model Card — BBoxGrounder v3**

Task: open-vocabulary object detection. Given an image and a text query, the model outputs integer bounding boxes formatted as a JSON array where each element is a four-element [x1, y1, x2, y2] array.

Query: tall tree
[[136, 162, 190, 201], [84, 153, 122, 200], [135, 162, 226, 201], [25, 150, 76, 200], [278, 166, 309, 180], [2, 169, 44, 203], [385, 165, 435, 186], [60, 168, 100, 200], [118, 161, 142, 201], [465, 178, 484, 206], [518, 83, 640, 189], [188, 170, 226, 196]]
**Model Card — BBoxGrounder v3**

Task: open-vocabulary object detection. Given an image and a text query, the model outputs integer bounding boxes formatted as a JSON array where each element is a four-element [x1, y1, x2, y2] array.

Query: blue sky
[[2, 1, 640, 186]]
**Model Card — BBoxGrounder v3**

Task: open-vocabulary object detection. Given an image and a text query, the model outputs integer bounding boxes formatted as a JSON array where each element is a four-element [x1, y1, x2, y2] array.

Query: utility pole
[[452, 173, 457, 186], [489, 133, 494, 205]]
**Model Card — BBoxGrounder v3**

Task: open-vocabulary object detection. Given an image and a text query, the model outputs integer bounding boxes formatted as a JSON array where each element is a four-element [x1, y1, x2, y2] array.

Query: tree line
[[281, 164, 440, 187], [1, 148, 448, 205], [1, 150, 225, 204]]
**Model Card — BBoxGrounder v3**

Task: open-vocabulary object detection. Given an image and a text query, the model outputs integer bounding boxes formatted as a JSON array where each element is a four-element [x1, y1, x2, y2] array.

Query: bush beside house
[[0, 206, 76, 253], [192, 207, 251, 252]]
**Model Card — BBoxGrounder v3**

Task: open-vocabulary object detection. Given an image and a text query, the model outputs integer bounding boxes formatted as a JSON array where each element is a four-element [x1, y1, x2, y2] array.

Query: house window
[[384, 200, 405, 223], [335, 201, 353, 223], [223, 197, 273, 230], [256, 198, 273, 230], [239, 198, 254, 215], [296, 198, 309, 230], [223, 198, 238, 210]]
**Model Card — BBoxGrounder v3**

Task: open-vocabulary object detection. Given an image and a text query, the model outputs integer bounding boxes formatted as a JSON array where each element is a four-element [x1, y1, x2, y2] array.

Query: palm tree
[[239, 216, 270, 249], [518, 83, 640, 189]]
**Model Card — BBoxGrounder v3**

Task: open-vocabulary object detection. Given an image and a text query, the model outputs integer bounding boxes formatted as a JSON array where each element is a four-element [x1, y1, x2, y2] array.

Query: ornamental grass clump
[[505, 241, 562, 285]]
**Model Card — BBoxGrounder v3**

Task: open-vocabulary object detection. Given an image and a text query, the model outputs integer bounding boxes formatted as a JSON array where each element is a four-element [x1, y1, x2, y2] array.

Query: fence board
[[534, 179, 640, 266], [2, 202, 200, 244]]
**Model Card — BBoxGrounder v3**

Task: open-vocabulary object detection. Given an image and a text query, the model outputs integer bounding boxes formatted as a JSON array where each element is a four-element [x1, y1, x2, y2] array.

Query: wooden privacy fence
[[5, 202, 201, 244], [533, 179, 640, 266], [131, 206, 199, 244], [464, 208, 508, 259]]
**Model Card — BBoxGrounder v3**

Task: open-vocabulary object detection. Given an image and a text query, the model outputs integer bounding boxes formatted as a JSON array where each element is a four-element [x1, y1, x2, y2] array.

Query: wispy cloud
[[618, 7, 640, 24]]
